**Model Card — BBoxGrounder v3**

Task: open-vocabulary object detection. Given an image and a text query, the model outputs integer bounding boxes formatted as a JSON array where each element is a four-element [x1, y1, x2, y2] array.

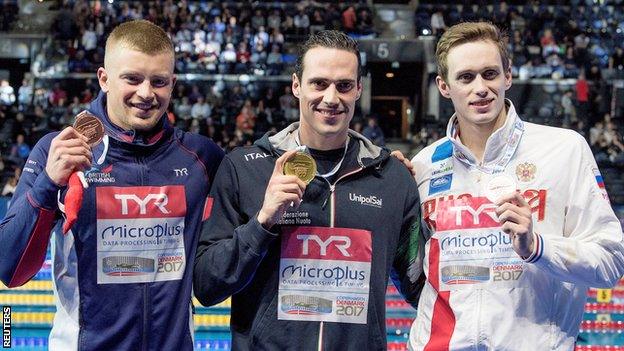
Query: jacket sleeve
[[390, 168, 427, 309], [0, 133, 61, 287], [524, 132, 624, 288], [193, 156, 278, 306]]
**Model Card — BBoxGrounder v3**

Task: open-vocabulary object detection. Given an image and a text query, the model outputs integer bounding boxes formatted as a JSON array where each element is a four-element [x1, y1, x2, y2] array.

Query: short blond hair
[[105, 20, 173, 66], [436, 22, 510, 81]]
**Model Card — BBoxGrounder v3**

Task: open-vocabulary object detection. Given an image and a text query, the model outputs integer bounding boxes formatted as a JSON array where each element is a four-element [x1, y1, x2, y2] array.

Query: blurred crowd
[[33, 0, 375, 76], [416, 1, 624, 80]]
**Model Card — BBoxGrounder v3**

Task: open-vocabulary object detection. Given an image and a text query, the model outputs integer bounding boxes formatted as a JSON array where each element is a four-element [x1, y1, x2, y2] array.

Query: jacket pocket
[[250, 293, 279, 346]]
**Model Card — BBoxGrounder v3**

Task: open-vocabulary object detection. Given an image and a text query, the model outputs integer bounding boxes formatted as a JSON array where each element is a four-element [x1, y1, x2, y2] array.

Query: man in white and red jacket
[[409, 22, 624, 351]]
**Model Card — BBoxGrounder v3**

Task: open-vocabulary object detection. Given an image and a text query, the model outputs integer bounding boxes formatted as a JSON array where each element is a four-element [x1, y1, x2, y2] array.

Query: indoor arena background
[[1, 0, 624, 350]]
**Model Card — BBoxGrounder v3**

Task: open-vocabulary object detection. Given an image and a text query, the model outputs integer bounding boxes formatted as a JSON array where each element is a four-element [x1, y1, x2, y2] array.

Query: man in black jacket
[[194, 30, 425, 351]]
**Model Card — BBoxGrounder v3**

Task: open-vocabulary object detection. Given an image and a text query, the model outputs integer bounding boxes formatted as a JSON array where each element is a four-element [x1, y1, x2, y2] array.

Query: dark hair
[[295, 30, 362, 82]]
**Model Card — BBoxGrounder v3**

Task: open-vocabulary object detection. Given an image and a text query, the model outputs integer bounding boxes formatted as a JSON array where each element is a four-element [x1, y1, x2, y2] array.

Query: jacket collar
[[87, 91, 171, 146], [446, 99, 524, 173], [255, 122, 389, 168]]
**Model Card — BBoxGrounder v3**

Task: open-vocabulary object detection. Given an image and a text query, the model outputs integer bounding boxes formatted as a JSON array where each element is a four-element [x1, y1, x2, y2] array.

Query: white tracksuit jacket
[[409, 101, 624, 351]]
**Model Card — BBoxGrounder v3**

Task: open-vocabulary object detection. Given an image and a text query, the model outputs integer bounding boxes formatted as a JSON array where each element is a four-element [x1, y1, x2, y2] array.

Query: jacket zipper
[[143, 284, 149, 351], [317, 167, 364, 351], [137, 155, 149, 351]]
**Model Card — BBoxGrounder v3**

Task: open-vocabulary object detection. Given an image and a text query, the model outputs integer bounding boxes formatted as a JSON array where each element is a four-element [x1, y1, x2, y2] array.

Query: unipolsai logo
[[348, 193, 382, 208]]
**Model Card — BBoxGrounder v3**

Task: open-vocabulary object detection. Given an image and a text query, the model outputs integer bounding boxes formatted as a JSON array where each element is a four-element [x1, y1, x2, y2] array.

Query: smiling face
[[292, 46, 362, 150], [97, 45, 176, 132], [436, 39, 511, 132]]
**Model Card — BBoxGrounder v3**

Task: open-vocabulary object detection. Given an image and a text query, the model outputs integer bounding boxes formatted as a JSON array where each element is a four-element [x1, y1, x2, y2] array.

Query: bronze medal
[[284, 152, 317, 184], [73, 110, 104, 147]]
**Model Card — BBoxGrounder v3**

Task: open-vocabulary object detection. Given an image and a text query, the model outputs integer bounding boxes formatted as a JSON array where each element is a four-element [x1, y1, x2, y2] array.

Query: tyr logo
[[174, 168, 188, 177], [296, 235, 351, 257], [114, 194, 170, 215], [449, 203, 498, 226], [436, 197, 501, 231]]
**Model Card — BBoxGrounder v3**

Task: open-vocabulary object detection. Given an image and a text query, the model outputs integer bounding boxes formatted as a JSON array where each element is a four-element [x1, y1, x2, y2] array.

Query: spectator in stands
[[251, 40, 267, 73], [294, 9, 310, 36], [201, 45, 220, 73], [253, 26, 269, 48], [29, 105, 49, 142], [282, 15, 296, 36], [220, 42, 237, 73], [81, 24, 98, 56], [1, 168, 19, 197], [342, 6, 357, 33], [235, 42, 251, 73], [574, 31, 591, 68], [431, 8, 447, 36], [590, 120, 605, 147], [587, 64, 602, 81], [194, 30, 424, 350], [540, 28, 559, 58], [68, 49, 91, 73], [357, 8, 375, 36], [362, 116, 385, 146], [48, 83, 67, 107], [609, 46, 624, 71], [0, 20, 224, 351], [7, 133, 30, 167], [175, 96, 193, 126], [561, 90, 576, 126], [17, 78, 32, 109], [576, 70, 590, 134], [0, 0, 18, 31], [267, 10, 281, 32], [67, 96, 86, 117], [0, 79, 15, 106], [12, 111, 31, 140], [408, 22, 624, 351], [235, 102, 255, 136], [563, 46, 579, 78], [310, 9, 325, 34], [191, 95, 212, 123], [270, 27, 285, 47], [266, 44, 284, 76], [250, 9, 265, 31]]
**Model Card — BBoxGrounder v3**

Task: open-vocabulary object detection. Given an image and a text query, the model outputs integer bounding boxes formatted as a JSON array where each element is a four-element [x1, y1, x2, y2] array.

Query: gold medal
[[284, 152, 317, 184], [73, 110, 104, 147]]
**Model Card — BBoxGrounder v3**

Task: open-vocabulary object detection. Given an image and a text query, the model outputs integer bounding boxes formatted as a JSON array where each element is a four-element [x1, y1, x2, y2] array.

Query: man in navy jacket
[[194, 30, 425, 350], [0, 20, 223, 350]]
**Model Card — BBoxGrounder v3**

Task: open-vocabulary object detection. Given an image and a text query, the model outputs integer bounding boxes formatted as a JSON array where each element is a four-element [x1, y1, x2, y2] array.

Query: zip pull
[[321, 185, 335, 209]]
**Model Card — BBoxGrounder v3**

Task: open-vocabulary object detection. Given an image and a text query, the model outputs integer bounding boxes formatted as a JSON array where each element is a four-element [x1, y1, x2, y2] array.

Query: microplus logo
[[349, 193, 382, 208]]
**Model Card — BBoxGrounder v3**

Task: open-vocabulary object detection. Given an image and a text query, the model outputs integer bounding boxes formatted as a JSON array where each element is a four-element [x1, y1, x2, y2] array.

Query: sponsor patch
[[96, 186, 187, 284], [429, 174, 452, 195], [349, 193, 382, 208], [433, 196, 525, 291], [102, 256, 154, 276], [280, 295, 333, 315], [441, 265, 490, 284], [85, 164, 115, 184], [278, 226, 371, 324]]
